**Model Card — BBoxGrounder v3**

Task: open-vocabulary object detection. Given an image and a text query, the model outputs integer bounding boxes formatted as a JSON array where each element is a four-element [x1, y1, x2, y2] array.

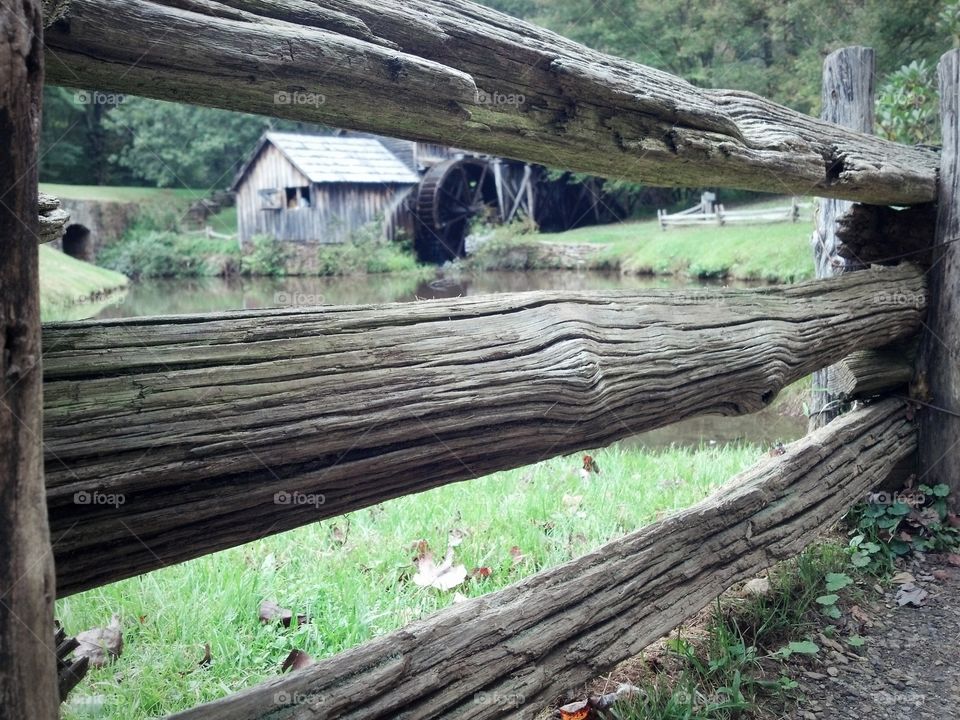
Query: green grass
[[535, 201, 814, 283], [39, 245, 128, 322], [40, 184, 206, 205], [58, 442, 764, 720]]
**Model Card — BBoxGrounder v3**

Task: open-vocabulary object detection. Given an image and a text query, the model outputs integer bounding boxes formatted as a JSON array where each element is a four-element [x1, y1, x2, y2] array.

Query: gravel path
[[789, 554, 960, 719]]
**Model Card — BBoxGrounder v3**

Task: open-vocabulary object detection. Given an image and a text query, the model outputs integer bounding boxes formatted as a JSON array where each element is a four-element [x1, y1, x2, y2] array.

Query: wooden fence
[[658, 194, 811, 229], [1, 2, 956, 718]]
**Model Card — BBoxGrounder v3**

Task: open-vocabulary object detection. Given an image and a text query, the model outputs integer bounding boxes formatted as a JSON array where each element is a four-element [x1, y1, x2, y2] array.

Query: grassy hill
[[39, 245, 129, 322]]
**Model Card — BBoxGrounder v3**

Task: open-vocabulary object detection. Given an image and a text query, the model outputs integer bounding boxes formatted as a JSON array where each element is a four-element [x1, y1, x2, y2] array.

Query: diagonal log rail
[[165, 398, 916, 720], [43, 265, 924, 596], [41, 0, 938, 205]]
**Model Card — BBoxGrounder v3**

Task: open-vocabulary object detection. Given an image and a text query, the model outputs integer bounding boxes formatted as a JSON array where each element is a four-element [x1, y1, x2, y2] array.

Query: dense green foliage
[[315, 224, 421, 275], [482, 0, 950, 116], [41, 91, 325, 188], [97, 210, 241, 279]]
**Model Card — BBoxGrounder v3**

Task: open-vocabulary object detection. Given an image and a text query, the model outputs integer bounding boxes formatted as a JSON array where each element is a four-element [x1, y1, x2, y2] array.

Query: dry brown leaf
[[74, 615, 123, 668], [198, 643, 212, 668], [259, 600, 309, 627], [558, 699, 591, 720], [281, 649, 314, 673]]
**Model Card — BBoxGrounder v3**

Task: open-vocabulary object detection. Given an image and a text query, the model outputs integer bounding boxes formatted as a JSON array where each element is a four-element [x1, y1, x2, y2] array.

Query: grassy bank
[[59, 441, 766, 719], [466, 200, 814, 284], [40, 183, 205, 206], [39, 245, 128, 322]]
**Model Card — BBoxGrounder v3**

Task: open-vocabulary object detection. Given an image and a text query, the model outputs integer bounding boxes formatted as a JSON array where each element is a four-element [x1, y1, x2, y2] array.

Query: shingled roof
[[231, 133, 420, 190]]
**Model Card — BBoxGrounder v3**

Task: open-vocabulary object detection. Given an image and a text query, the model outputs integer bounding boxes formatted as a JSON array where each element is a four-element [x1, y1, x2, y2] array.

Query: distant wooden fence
[[2, 2, 955, 718], [658, 193, 812, 229]]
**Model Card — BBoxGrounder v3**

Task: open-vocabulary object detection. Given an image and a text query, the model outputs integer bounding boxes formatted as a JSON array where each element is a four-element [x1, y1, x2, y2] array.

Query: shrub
[[315, 221, 420, 276], [242, 234, 293, 277], [98, 230, 239, 279], [877, 60, 939, 145]]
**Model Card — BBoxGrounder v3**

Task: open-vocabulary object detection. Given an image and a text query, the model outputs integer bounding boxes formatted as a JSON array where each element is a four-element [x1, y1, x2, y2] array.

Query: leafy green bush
[[877, 60, 939, 145], [99, 230, 239, 279], [315, 222, 420, 276], [242, 234, 293, 277]]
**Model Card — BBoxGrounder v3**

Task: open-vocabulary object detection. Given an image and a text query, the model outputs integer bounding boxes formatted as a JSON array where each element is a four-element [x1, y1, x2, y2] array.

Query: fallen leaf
[[74, 615, 123, 668], [470, 566, 492, 580], [947, 512, 960, 528], [198, 643, 212, 668], [558, 699, 591, 720], [259, 600, 309, 628], [259, 600, 293, 626], [411, 539, 431, 560], [509, 546, 525, 566], [582, 455, 600, 474], [933, 569, 950, 581], [850, 605, 870, 623], [330, 523, 348, 545], [896, 583, 928, 607], [891, 571, 915, 585], [413, 542, 467, 591], [281, 649, 314, 673], [947, 554, 960, 567]]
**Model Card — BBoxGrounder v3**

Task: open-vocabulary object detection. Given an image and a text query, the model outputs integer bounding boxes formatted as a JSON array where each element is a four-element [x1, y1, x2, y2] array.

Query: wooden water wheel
[[413, 157, 500, 263]]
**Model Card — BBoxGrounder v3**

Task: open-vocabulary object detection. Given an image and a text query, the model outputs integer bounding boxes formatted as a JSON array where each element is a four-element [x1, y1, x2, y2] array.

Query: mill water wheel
[[414, 157, 500, 264]]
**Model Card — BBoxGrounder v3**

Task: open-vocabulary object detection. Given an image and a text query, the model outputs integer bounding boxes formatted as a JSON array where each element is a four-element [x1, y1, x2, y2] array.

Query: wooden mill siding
[[234, 137, 418, 245]]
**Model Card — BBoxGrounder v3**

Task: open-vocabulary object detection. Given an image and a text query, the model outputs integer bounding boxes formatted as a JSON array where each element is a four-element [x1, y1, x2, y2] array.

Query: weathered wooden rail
[[40, 0, 939, 205], [44, 265, 925, 596], [2, 0, 956, 717]]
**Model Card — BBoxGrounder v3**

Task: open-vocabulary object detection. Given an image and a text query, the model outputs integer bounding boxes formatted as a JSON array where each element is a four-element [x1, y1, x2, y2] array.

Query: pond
[[85, 269, 808, 448]]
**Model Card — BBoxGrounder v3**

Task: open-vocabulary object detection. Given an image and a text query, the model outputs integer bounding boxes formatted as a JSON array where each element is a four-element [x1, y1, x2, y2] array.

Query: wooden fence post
[[0, 1, 59, 717], [918, 49, 960, 497], [810, 46, 876, 430]]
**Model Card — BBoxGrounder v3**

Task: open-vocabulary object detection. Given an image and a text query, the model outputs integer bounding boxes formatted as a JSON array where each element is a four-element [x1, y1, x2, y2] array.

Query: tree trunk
[[0, 2, 59, 717], [42, 265, 925, 596], [918, 49, 960, 497], [810, 46, 876, 430], [167, 399, 915, 720], [41, 0, 937, 204]]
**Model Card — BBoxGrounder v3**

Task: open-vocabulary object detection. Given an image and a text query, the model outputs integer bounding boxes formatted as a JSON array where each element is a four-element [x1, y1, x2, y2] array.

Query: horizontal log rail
[[43, 265, 925, 596], [42, 0, 938, 204], [165, 398, 916, 719]]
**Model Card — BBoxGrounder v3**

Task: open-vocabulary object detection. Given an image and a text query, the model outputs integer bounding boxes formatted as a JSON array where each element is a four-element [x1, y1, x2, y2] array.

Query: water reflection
[[91, 270, 753, 318]]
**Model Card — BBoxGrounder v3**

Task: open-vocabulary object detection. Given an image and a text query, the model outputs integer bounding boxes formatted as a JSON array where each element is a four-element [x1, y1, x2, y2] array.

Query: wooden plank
[[918, 49, 960, 496], [41, 265, 926, 597], [166, 398, 916, 720], [810, 46, 877, 430], [40, 0, 937, 205], [0, 0, 60, 716], [827, 347, 915, 399]]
